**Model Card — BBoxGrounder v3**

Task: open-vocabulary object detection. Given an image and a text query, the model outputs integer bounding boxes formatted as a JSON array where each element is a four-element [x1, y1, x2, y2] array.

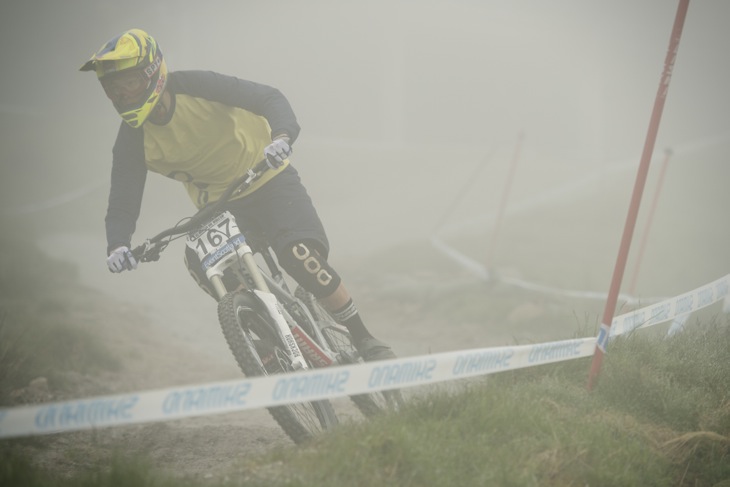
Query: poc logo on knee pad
[[292, 243, 333, 286]]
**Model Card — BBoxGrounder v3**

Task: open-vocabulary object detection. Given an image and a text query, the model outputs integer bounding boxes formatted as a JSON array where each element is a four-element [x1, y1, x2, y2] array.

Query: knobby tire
[[217, 291, 338, 445]]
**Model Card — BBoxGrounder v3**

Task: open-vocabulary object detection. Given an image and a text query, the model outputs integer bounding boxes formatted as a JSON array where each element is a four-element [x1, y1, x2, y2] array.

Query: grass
[[0, 450, 202, 487], [249, 321, 729, 487]]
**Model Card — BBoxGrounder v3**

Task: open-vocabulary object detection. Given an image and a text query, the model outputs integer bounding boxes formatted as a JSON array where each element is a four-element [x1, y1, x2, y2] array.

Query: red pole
[[628, 148, 673, 295], [587, 0, 690, 391], [486, 130, 524, 269]]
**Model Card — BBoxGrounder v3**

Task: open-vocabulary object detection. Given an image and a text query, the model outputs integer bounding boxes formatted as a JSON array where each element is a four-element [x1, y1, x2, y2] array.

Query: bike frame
[[202, 214, 345, 372], [131, 161, 403, 436], [134, 161, 341, 374]]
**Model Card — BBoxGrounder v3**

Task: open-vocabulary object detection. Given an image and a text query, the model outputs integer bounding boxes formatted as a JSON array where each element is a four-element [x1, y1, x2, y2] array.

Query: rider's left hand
[[264, 136, 292, 169]]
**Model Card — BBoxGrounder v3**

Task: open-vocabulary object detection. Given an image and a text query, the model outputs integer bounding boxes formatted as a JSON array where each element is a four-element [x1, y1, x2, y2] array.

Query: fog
[[1, 1, 729, 339]]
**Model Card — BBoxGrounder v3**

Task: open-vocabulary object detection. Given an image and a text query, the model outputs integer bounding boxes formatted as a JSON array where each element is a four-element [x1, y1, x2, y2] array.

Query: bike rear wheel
[[321, 325, 404, 416], [295, 287, 404, 417], [218, 291, 338, 444]]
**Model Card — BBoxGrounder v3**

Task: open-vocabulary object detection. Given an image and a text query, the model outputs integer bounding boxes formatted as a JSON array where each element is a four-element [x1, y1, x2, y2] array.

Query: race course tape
[[430, 236, 669, 305], [1, 274, 727, 440]]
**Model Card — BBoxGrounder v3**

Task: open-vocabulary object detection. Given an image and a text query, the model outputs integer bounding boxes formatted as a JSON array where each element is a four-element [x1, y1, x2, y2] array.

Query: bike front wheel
[[217, 291, 338, 444]]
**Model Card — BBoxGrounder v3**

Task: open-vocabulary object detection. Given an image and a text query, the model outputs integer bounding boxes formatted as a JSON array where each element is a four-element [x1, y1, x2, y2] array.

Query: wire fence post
[[485, 130, 524, 270], [432, 148, 498, 236]]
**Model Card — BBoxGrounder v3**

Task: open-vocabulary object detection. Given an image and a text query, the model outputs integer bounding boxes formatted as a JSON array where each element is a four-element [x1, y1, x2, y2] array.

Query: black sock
[[330, 299, 372, 343]]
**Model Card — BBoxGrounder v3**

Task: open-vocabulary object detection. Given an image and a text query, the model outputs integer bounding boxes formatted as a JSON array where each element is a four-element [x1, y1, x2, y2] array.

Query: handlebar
[[131, 159, 270, 261]]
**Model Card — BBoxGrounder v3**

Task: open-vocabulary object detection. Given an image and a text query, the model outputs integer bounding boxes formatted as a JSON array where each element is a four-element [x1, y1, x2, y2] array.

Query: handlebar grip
[[253, 158, 271, 173]]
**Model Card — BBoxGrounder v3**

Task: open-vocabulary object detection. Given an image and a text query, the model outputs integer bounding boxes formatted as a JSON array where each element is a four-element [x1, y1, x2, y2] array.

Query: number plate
[[186, 211, 246, 269]]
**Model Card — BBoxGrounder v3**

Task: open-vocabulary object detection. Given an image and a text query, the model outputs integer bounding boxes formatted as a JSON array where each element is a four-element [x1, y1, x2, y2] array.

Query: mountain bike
[[131, 160, 402, 444]]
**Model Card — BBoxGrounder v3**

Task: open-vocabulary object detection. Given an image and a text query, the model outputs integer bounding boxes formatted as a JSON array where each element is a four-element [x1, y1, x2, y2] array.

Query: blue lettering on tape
[[623, 311, 646, 332], [34, 395, 139, 430], [697, 287, 714, 308], [369, 359, 437, 388], [675, 295, 694, 315], [162, 383, 251, 415], [452, 350, 513, 376], [527, 340, 583, 363], [272, 371, 349, 402], [649, 302, 671, 324]]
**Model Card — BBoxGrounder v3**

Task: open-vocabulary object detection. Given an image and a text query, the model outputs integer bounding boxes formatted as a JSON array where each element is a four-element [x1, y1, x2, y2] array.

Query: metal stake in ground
[[485, 130, 524, 272]]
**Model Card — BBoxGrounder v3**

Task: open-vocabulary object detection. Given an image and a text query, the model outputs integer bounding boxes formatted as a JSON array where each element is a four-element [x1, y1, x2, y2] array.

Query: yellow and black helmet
[[80, 29, 168, 128]]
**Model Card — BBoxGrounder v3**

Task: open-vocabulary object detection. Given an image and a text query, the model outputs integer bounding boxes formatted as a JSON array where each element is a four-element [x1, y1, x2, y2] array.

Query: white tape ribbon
[[430, 237, 668, 305], [609, 274, 729, 336], [1, 273, 727, 440], [0, 338, 595, 440]]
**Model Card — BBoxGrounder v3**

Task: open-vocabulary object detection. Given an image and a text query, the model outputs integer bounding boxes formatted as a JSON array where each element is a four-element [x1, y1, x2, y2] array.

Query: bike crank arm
[[254, 290, 309, 370]]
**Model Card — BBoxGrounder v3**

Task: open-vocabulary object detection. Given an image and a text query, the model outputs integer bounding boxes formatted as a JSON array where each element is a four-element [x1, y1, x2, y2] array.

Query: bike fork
[[257, 272, 337, 369], [208, 250, 332, 371], [254, 290, 309, 370]]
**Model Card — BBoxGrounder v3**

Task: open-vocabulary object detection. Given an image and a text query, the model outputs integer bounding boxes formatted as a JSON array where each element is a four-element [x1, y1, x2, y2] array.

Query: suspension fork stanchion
[[235, 245, 270, 292], [209, 274, 229, 300]]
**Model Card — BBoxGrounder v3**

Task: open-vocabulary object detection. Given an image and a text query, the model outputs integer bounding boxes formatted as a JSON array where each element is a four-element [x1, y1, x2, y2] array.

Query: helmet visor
[[100, 68, 151, 108]]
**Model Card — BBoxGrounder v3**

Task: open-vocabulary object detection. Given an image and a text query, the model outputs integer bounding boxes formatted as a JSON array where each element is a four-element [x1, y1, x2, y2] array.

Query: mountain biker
[[80, 28, 395, 362]]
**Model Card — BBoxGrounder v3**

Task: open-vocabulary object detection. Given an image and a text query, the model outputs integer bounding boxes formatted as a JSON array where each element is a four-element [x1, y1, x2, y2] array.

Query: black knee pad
[[277, 241, 341, 299]]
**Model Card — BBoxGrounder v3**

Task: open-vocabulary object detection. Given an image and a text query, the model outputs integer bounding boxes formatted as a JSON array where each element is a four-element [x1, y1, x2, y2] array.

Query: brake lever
[[134, 239, 163, 263]]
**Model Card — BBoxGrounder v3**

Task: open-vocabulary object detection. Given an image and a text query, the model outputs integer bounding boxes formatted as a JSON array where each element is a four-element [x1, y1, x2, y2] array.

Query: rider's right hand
[[263, 136, 292, 170], [107, 246, 138, 273]]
